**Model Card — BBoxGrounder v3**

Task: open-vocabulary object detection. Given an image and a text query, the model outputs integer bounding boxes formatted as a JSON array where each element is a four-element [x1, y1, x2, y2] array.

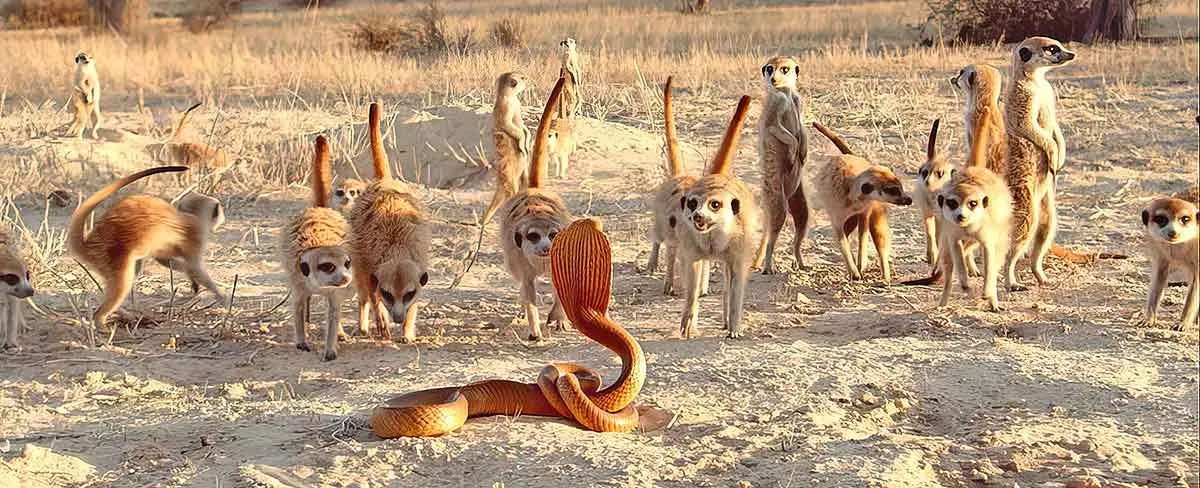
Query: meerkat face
[[1142, 198, 1199, 245], [918, 159, 956, 195], [852, 169, 913, 207], [950, 65, 976, 91], [333, 179, 365, 211], [299, 247, 352, 290], [938, 187, 991, 230], [761, 56, 800, 91], [497, 72, 528, 96], [1016, 37, 1076, 73], [74, 52, 92, 66], [372, 259, 428, 323], [0, 264, 33, 299], [513, 218, 563, 259], [681, 187, 740, 234], [175, 193, 225, 232], [560, 38, 576, 52]]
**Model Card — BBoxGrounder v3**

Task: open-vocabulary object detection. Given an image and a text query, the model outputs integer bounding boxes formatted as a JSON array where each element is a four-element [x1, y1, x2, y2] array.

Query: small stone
[[1064, 476, 1101, 488], [223, 383, 248, 401], [736, 482, 753, 488], [858, 391, 880, 406], [968, 469, 989, 482], [1075, 439, 1097, 453]]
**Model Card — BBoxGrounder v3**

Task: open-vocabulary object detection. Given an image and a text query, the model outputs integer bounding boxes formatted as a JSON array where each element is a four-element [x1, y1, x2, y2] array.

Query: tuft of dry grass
[[180, 0, 243, 34], [1, 0, 91, 30], [490, 17, 528, 49]]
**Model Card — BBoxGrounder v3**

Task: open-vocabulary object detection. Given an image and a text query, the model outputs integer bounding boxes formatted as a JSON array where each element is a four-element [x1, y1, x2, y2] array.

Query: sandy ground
[[1, 75, 1198, 488]]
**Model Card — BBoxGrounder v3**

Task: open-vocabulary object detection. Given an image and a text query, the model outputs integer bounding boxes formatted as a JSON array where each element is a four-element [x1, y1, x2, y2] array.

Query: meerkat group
[[4, 36, 1192, 356]]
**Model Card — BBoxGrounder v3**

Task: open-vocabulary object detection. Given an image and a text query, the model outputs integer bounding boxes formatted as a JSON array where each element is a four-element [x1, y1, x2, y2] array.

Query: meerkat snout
[[0, 271, 34, 299], [374, 262, 428, 323]]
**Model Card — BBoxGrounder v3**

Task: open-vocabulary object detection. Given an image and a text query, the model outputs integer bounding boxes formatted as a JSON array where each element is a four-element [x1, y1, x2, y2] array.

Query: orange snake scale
[[370, 218, 646, 437]]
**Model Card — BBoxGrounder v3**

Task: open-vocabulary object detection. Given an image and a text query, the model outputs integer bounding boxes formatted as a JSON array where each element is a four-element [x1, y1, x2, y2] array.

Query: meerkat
[[1141, 197, 1199, 330], [936, 108, 1014, 312], [346, 103, 431, 344], [547, 118, 577, 179], [647, 76, 709, 296], [1002, 37, 1075, 291], [912, 119, 982, 278], [677, 95, 759, 339], [281, 135, 353, 360], [68, 165, 227, 345], [481, 72, 533, 226], [951, 63, 1007, 176], [752, 56, 809, 275], [134, 190, 226, 294], [499, 78, 572, 341], [557, 38, 582, 119], [162, 103, 231, 173], [0, 228, 34, 351], [67, 52, 102, 140], [547, 40, 581, 179], [333, 178, 366, 213], [810, 123, 914, 284]]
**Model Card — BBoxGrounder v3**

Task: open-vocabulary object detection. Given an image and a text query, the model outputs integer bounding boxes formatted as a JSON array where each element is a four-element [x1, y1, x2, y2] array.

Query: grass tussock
[[490, 18, 528, 49], [181, 0, 243, 34], [349, 0, 478, 56], [1, 0, 91, 30]]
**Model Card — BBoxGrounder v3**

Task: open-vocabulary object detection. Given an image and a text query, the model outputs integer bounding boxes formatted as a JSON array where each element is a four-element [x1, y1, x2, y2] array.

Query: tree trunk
[[1084, 0, 1137, 43]]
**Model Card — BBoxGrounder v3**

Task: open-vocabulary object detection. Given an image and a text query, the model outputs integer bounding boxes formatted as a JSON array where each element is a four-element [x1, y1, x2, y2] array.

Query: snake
[[370, 218, 646, 437]]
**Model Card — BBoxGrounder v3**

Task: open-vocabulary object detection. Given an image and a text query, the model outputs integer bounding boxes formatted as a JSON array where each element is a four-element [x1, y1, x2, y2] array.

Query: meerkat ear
[[982, 196, 989, 208], [513, 232, 523, 247], [968, 71, 976, 87], [861, 182, 875, 195], [731, 198, 740, 215], [937, 195, 945, 208], [419, 272, 429, 287], [300, 262, 311, 277], [680, 196, 687, 210], [1019, 47, 1033, 63], [1141, 209, 1149, 226]]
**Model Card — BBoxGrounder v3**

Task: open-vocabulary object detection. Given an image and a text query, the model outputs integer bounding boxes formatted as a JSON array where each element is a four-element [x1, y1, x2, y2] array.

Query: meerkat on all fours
[[134, 190, 226, 295], [677, 95, 760, 339], [69, 165, 228, 346], [950, 63, 1007, 176], [0, 228, 35, 351], [333, 178, 366, 213], [752, 56, 810, 275], [499, 78, 572, 341], [1002, 36, 1075, 291], [281, 136, 354, 360], [482, 72, 533, 226], [68, 52, 102, 139], [810, 123, 914, 285], [346, 103, 431, 344], [1140, 197, 1199, 330], [936, 108, 1014, 312]]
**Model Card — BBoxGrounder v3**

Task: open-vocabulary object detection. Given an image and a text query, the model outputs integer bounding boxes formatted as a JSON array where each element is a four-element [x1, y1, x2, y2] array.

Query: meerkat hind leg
[[647, 241, 661, 273], [662, 244, 677, 295], [1176, 276, 1199, 331], [90, 103, 102, 139], [1030, 189, 1057, 286], [94, 261, 136, 346], [292, 292, 311, 351], [868, 210, 892, 284], [788, 186, 810, 270], [3, 296, 20, 350]]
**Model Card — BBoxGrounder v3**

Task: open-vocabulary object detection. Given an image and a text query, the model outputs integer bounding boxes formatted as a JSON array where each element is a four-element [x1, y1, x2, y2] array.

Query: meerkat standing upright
[[1002, 37, 1076, 291], [499, 78, 572, 341], [346, 103, 431, 344], [68, 165, 228, 345], [482, 72, 533, 225], [68, 52, 102, 139], [752, 56, 809, 274], [0, 228, 34, 351], [1141, 197, 1199, 330], [950, 63, 1007, 176], [677, 95, 760, 339], [281, 136, 353, 360], [647, 76, 707, 295], [557, 38, 582, 119]]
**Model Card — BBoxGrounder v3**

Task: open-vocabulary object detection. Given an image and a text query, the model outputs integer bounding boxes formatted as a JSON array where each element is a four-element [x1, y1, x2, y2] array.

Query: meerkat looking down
[[281, 135, 353, 360], [752, 55, 809, 274], [1140, 197, 1199, 331], [68, 52, 102, 140], [951, 63, 1007, 176], [677, 95, 759, 339], [1003, 36, 1076, 291], [346, 103, 431, 344], [482, 72, 532, 226], [69, 165, 227, 345], [499, 77, 572, 341], [333, 178, 366, 213], [0, 228, 34, 351], [937, 107, 1014, 312], [810, 123, 914, 284], [135, 190, 226, 295]]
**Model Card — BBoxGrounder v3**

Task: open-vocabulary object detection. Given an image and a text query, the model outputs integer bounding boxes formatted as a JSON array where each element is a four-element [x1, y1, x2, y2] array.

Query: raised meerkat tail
[[172, 102, 203, 140], [311, 135, 332, 208], [68, 166, 189, 258], [369, 103, 391, 181], [966, 108, 990, 168], [811, 122, 854, 155], [663, 76, 685, 177], [528, 77, 567, 189], [708, 95, 752, 177], [925, 119, 940, 161]]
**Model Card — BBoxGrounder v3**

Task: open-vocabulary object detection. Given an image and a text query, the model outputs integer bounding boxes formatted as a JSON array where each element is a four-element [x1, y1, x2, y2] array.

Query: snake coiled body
[[371, 218, 645, 437]]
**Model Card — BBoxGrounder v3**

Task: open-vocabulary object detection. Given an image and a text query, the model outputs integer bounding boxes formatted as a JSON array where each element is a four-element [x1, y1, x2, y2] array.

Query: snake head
[[550, 218, 612, 319]]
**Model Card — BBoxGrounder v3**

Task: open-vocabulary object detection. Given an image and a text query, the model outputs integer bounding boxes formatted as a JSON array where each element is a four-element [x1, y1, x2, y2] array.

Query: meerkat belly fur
[[1141, 198, 1199, 330], [810, 123, 914, 284], [500, 78, 572, 341], [281, 135, 353, 360], [482, 72, 533, 225], [677, 95, 759, 339], [0, 228, 34, 351], [68, 52, 102, 139], [347, 104, 431, 344], [753, 56, 810, 274]]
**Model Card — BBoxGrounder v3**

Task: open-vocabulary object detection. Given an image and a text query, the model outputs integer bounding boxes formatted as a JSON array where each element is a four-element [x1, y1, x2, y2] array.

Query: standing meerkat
[[810, 123, 914, 284], [346, 103, 431, 344], [914, 119, 979, 275], [1140, 197, 1199, 331], [68, 165, 228, 345], [333, 178, 366, 213], [499, 78, 572, 341], [557, 38, 582, 119], [281, 136, 353, 360], [0, 228, 34, 351], [1003, 36, 1075, 291], [951, 63, 1007, 176], [752, 56, 809, 274], [677, 95, 759, 339], [482, 72, 533, 226], [936, 108, 1014, 312], [67, 52, 102, 140], [547, 117, 577, 179]]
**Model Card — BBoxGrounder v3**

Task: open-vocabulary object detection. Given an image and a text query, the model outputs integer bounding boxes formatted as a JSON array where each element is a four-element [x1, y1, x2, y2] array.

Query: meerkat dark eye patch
[[300, 262, 311, 276], [513, 232, 523, 247], [318, 263, 335, 274], [548, 231, 558, 240], [884, 187, 901, 196], [937, 195, 945, 207], [212, 205, 221, 219], [731, 198, 740, 215], [968, 71, 976, 87], [946, 199, 960, 210], [380, 290, 394, 304], [680, 196, 687, 210], [860, 183, 874, 195], [403, 290, 416, 303], [1019, 47, 1033, 63], [687, 198, 699, 211], [709, 200, 722, 211], [1, 274, 19, 286], [968, 200, 978, 209], [345, 259, 351, 269], [526, 232, 541, 242], [1141, 209, 1150, 226], [419, 272, 429, 286], [1181, 216, 1192, 225], [920, 169, 929, 179], [780, 66, 789, 74], [336, 190, 345, 197], [1153, 215, 1169, 227], [762, 65, 773, 77], [669, 215, 677, 228]]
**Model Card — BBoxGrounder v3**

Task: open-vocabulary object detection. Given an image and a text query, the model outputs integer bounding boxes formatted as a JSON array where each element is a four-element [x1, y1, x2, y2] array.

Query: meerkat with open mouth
[[1140, 197, 1199, 331]]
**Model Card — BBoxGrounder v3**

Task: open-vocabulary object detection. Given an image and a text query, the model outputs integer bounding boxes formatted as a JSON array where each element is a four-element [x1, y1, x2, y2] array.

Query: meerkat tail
[[369, 103, 391, 181], [966, 107, 991, 168], [172, 102, 203, 140], [926, 119, 940, 161], [68, 165, 189, 257], [527, 77, 567, 189], [311, 135, 332, 208], [1049, 245, 1129, 264], [708, 95, 752, 177], [811, 122, 854, 155], [900, 269, 943, 286], [663, 76, 684, 177]]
